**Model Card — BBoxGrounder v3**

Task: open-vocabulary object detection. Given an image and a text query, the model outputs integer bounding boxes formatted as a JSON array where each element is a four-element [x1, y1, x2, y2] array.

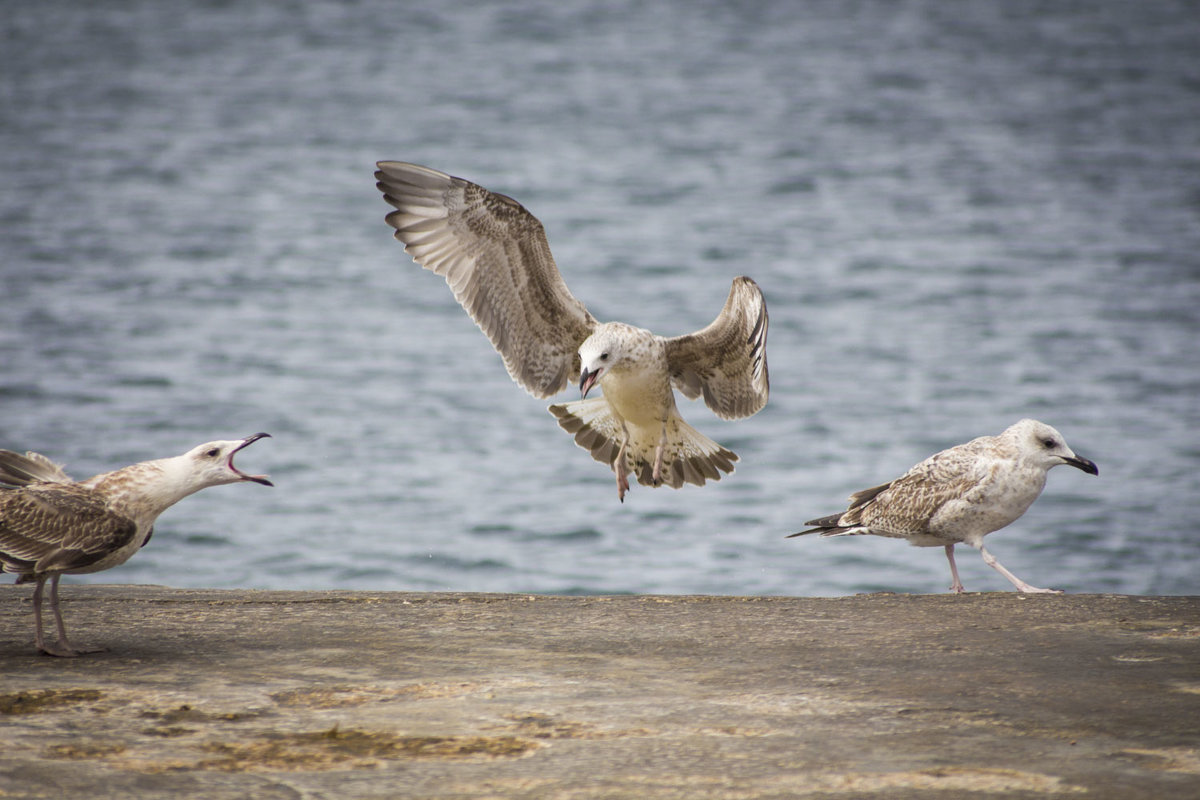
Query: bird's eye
[[205, 448, 220, 458], [600, 352, 609, 361], [1041, 438, 1056, 449]]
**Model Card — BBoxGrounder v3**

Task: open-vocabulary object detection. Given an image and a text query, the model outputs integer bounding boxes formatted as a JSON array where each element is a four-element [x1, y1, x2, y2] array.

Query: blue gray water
[[1, 1, 1197, 596]]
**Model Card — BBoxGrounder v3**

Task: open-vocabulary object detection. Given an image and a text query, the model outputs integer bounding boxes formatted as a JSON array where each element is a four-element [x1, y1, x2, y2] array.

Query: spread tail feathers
[[549, 399, 737, 489], [0, 451, 73, 487]]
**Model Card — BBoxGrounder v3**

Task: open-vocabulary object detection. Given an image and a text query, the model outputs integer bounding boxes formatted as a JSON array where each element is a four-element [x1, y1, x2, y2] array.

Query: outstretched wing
[[0, 484, 137, 575], [664, 276, 769, 420], [375, 161, 598, 399]]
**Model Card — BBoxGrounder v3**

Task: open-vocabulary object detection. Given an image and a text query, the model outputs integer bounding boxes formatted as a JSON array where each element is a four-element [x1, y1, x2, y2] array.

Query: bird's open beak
[[231, 433, 274, 486], [1063, 454, 1098, 475], [579, 368, 601, 399]]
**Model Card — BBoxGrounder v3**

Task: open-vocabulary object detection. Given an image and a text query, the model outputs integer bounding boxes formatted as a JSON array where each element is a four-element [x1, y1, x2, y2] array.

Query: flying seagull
[[375, 161, 769, 501], [788, 419, 1098, 593], [0, 434, 272, 656]]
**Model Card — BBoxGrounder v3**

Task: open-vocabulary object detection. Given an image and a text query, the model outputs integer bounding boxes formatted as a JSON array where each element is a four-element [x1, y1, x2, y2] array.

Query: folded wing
[[0, 484, 137, 575], [839, 445, 994, 534]]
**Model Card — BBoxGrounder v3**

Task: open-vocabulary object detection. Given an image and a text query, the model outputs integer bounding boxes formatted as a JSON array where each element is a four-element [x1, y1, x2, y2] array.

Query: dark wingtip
[[785, 527, 824, 539]]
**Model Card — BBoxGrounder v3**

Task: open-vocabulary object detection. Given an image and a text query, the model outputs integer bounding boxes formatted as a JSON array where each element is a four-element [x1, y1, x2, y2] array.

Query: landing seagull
[[788, 419, 1098, 593], [0, 434, 273, 656], [375, 162, 769, 501]]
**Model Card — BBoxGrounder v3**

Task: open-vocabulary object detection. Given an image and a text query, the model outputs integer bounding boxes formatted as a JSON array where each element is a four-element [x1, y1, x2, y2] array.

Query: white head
[[577, 326, 629, 398], [1004, 419, 1098, 475], [176, 432, 274, 488], [139, 434, 274, 507]]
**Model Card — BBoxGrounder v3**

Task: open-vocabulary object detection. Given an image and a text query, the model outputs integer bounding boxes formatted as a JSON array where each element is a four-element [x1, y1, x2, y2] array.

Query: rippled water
[[1, 0, 1198, 596]]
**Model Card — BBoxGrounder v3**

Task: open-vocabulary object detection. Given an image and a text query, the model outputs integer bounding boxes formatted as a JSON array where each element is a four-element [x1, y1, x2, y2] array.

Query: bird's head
[[577, 329, 626, 398], [1009, 419, 1098, 475], [181, 433, 275, 488]]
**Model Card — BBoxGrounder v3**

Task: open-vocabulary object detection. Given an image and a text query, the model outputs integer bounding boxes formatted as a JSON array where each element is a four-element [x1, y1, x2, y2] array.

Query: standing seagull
[[788, 420, 1098, 593], [0, 434, 272, 656], [375, 162, 769, 501]]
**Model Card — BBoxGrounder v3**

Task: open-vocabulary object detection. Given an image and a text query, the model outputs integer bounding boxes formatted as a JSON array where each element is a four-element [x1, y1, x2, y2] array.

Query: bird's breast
[[599, 367, 673, 426]]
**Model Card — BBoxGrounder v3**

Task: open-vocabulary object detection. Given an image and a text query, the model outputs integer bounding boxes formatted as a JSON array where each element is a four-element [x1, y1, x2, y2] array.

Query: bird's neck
[[83, 457, 205, 526]]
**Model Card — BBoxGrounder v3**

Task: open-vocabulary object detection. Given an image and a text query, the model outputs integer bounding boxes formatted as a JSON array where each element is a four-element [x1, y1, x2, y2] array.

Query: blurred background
[[1, 0, 1197, 596]]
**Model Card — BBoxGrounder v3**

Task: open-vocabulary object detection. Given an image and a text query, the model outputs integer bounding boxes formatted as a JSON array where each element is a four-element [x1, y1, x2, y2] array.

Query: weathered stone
[[0, 586, 1197, 798]]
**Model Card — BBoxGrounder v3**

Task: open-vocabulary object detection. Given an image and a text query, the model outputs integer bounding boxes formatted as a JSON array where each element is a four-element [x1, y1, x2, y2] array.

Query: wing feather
[[665, 276, 769, 420], [843, 441, 996, 535], [376, 161, 598, 398], [0, 485, 137, 575], [0, 450, 73, 487]]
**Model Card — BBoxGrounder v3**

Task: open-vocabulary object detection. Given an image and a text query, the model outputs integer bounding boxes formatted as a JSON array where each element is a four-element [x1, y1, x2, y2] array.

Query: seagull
[[0, 434, 273, 656], [788, 419, 1098, 593], [375, 161, 769, 501]]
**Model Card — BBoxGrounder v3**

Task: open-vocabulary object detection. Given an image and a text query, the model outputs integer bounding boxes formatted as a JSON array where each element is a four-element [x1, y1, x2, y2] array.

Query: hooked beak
[[579, 367, 602, 399], [1063, 454, 1098, 475], [231, 433, 274, 486]]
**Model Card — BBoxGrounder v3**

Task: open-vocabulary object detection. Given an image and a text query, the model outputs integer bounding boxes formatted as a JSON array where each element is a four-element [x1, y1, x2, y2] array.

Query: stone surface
[[0, 586, 1197, 798]]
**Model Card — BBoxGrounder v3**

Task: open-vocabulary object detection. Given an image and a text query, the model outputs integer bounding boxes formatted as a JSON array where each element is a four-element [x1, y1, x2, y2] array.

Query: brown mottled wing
[[665, 276, 769, 420], [375, 162, 598, 398], [0, 484, 136, 575], [845, 440, 994, 535]]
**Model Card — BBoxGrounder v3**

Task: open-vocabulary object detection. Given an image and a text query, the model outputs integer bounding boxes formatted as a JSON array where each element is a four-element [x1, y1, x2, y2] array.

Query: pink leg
[[34, 575, 85, 658], [651, 423, 667, 486], [945, 545, 966, 593], [32, 576, 50, 653], [978, 545, 1061, 594], [614, 440, 630, 502]]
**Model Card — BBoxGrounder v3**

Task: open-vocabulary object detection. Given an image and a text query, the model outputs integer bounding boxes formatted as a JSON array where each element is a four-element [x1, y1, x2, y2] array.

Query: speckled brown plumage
[[0, 434, 272, 656], [789, 420, 1098, 593]]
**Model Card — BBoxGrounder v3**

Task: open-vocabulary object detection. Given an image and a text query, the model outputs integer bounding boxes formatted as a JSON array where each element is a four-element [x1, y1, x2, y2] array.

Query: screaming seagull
[[375, 161, 769, 501], [0, 434, 273, 656], [788, 419, 1098, 593]]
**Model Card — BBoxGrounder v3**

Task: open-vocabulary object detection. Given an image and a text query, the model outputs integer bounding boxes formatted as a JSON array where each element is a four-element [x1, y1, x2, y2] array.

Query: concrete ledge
[[0, 587, 1197, 799]]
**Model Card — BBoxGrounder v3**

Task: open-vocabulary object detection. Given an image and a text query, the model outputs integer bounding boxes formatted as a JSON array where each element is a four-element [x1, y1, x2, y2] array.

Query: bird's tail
[[785, 514, 848, 538], [548, 399, 737, 489], [786, 481, 893, 538], [0, 450, 73, 487]]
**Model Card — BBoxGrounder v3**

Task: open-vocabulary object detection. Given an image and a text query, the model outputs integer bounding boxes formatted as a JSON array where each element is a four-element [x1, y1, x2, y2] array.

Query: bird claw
[[649, 463, 663, 487], [38, 644, 84, 658], [37, 639, 105, 658], [614, 461, 630, 502]]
